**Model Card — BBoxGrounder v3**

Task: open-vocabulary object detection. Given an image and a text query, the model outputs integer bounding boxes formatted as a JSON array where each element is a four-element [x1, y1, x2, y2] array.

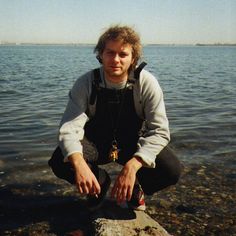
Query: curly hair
[[94, 25, 142, 71]]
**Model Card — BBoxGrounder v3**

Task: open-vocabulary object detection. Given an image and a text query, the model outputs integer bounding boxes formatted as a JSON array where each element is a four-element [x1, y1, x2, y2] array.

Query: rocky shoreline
[[0, 157, 235, 235], [146, 162, 236, 235]]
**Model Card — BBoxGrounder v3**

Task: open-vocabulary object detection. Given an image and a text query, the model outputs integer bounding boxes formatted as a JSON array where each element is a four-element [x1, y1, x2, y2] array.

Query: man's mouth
[[111, 66, 121, 70]]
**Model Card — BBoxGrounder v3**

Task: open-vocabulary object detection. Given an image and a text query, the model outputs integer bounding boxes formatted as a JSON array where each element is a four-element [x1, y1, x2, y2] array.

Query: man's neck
[[104, 71, 128, 84], [104, 77, 127, 89]]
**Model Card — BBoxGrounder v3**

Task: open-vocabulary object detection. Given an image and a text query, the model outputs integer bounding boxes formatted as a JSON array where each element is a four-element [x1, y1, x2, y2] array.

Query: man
[[49, 25, 181, 211]]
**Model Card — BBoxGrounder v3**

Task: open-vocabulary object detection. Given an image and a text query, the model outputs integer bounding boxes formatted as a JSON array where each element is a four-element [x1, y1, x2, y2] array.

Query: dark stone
[[176, 204, 197, 214]]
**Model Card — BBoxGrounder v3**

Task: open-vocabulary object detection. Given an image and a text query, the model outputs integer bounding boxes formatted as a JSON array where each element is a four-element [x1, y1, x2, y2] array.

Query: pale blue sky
[[0, 0, 235, 44]]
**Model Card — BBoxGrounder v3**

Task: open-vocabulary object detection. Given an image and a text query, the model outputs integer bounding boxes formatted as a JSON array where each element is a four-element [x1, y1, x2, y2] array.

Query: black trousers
[[48, 144, 181, 195]]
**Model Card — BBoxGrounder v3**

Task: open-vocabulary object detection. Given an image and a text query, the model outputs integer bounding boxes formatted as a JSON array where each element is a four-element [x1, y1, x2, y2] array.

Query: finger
[[90, 183, 100, 196], [116, 186, 124, 204], [117, 192, 123, 204], [111, 183, 118, 199], [127, 185, 133, 201], [86, 181, 95, 195], [80, 182, 89, 194], [118, 186, 128, 204], [92, 176, 101, 195], [89, 185, 96, 195], [77, 185, 84, 194]]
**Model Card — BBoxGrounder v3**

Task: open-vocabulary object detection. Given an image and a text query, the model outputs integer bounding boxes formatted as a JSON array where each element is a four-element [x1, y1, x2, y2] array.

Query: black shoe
[[87, 171, 111, 211], [128, 184, 146, 211]]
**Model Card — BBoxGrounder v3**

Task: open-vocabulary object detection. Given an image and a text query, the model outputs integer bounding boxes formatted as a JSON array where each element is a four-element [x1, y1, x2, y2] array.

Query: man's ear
[[131, 57, 135, 66], [96, 55, 102, 64]]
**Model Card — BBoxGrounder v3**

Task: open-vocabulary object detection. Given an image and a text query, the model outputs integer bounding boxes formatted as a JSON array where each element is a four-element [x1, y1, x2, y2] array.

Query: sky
[[0, 0, 235, 44]]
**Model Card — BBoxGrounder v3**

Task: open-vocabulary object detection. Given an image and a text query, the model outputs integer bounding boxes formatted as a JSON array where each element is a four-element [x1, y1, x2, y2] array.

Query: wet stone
[[176, 204, 197, 214]]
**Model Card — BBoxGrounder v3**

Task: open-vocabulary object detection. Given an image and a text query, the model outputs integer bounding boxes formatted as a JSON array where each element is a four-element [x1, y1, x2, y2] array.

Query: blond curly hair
[[94, 25, 142, 71]]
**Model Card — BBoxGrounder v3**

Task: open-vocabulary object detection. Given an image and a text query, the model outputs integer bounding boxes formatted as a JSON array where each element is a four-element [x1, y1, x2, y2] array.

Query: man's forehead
[[104, 40, 132, 51]]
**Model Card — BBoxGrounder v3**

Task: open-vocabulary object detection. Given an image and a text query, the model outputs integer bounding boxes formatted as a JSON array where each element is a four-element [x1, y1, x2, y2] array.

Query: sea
[[0, 45, 235, 173]]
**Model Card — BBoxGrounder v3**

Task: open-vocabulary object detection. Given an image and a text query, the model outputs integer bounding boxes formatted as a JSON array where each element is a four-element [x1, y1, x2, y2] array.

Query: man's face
[[100, 40, 134, 82]]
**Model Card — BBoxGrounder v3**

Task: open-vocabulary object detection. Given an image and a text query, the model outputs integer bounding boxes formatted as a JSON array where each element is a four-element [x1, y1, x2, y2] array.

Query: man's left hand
[[111, 156, 143, 204]]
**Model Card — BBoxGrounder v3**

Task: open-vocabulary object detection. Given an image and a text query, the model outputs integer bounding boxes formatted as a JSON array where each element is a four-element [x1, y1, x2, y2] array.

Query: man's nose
[[113, 53, 120, 62]]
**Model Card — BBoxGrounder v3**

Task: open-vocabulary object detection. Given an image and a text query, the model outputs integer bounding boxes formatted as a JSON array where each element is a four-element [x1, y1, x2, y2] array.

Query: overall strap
[[128, 62, 147, 84], [90, 68, 101, 105], [134, 61, 147, 80]]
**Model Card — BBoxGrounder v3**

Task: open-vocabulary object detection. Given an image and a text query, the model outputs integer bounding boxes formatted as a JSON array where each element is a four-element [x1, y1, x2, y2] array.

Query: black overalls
[[84, 84, 143, 166], [49, 73, 181, 195]]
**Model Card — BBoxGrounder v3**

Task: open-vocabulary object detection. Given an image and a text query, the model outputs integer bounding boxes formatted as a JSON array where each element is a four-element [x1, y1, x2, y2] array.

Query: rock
[[91, 200, 170, 236], [176, 204, 197, 214], [159, 199, 172, 209]]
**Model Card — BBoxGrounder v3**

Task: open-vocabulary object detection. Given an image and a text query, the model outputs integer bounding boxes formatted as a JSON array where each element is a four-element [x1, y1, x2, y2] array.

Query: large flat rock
[[91, 200, 170, 236]]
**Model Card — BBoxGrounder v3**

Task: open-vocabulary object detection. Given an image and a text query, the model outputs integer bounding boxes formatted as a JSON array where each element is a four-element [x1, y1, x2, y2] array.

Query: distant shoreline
[[195, 43, 236, 46], [0, 43, 95, 46], [0, 43, 236, 47]]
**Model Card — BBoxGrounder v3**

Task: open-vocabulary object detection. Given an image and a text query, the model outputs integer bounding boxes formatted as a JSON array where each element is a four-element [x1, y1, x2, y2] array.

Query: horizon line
[[1, 42, 236, 46]]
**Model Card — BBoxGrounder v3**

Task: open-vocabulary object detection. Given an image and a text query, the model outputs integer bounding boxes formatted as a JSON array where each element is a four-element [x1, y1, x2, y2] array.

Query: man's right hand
[[68, 153, 101, 196]]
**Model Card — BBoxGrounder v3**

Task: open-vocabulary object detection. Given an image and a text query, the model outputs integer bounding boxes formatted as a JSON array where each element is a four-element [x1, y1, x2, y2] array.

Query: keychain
[[109, 140, 119, 162]]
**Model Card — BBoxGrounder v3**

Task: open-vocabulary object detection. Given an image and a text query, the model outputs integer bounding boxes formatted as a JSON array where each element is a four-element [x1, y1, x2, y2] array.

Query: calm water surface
[[0, 45, 235, 171]]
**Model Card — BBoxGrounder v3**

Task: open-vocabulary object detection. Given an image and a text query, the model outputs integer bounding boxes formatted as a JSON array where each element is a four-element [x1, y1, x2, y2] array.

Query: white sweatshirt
[[59, 67, 170, 168]]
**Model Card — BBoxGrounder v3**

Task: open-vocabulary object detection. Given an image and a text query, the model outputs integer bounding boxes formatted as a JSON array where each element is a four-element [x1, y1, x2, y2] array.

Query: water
[[0, 45, 236, 169]]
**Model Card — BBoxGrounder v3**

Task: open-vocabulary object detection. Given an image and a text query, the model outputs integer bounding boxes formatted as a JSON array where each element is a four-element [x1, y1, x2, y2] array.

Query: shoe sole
[[119, 202, 146, 211], [131, 204, 146, 211]]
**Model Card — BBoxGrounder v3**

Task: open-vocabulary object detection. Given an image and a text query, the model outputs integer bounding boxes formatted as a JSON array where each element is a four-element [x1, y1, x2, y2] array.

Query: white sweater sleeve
[[134, 70, 170, 168], [58, 72, 91, 161]]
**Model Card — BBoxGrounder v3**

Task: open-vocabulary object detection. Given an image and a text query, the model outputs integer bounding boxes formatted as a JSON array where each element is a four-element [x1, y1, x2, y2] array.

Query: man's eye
[[107, 51, 114, 55], [120, 53, 128, 57]]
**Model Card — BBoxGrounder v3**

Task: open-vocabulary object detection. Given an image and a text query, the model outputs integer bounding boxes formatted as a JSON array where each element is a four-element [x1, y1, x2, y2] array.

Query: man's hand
[[111, 156, 143, 204], [68, 153, 101, 196]]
